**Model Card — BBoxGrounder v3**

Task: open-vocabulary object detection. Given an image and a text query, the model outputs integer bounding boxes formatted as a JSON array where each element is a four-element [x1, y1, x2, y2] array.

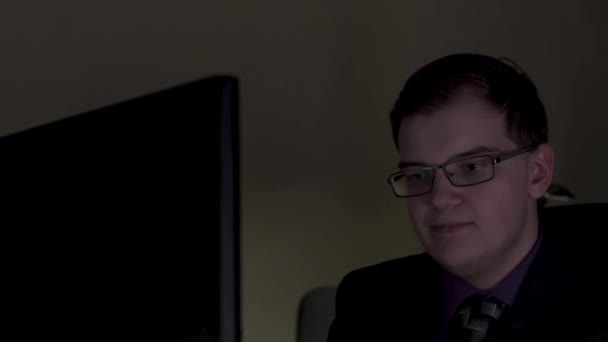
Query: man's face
[[397, 95, 546, 282]]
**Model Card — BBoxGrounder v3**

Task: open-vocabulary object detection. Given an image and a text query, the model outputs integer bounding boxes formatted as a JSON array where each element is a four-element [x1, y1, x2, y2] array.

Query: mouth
[[429, 222, 472, 235]]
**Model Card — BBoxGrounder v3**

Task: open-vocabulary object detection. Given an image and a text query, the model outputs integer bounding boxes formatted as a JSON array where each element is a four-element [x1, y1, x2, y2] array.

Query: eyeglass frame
[[386, 145, 536, 198]]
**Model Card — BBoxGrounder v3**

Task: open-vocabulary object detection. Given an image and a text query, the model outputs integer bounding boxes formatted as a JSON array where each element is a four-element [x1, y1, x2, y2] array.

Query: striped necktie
[[447, 294, 508, 342]]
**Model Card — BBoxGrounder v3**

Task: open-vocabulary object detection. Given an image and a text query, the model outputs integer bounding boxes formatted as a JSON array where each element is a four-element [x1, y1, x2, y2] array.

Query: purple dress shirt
[[433, 225, 544, 341]]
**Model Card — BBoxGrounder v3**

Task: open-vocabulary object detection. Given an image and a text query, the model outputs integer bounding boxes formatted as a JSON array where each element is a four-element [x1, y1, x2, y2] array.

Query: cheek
[[492, 163, 530, 199], [470, 176, 528, 229], [405, 200, 428, 230]]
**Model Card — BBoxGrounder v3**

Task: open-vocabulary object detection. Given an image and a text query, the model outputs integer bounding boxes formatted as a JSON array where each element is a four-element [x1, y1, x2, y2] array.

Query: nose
[[428, 168, 462, 209]]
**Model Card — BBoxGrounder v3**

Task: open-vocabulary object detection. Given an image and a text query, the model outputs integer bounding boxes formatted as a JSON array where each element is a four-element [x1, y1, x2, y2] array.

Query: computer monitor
[[1, 76, 240, 342]]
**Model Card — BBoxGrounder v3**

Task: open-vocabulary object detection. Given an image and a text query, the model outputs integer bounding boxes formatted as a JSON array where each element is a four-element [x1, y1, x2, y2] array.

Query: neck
[[467, 207, 540, 290]]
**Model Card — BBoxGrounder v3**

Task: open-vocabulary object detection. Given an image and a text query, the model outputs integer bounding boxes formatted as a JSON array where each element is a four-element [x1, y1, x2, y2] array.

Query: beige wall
[[1, 1, 607, 342]]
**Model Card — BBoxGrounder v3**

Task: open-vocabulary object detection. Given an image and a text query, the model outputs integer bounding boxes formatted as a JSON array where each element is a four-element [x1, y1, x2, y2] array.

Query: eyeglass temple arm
[[494, 145, 535, 164]]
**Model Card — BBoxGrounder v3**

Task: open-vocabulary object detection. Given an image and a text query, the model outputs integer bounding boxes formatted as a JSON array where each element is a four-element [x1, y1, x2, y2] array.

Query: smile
[[429, 222, 472, 235]]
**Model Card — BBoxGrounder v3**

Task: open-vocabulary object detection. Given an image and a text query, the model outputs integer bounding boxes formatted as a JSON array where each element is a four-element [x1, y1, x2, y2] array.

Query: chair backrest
[[297, 286, 338, 342]]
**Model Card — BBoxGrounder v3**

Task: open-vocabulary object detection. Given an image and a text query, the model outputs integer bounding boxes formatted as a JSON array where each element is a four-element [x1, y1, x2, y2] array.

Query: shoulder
[[328, 253, 441, 341], [540, 203, 608, 262], [342, 253, 434, 280], [540, 203, 608, 241], [336, 253, 438, 300]]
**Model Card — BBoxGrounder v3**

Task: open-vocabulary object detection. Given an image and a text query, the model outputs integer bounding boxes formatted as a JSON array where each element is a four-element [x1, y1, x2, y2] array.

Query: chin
[[427, 243, 481, 277], [442, 259, 479, 279]]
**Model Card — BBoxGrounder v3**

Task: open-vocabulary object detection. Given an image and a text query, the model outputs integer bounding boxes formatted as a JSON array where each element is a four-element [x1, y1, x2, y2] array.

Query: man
[[327, 54, 607, 341]]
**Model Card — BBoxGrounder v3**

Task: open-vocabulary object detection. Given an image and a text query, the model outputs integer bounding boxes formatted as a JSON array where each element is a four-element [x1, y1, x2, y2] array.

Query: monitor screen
[[1, 76, 240, 342]]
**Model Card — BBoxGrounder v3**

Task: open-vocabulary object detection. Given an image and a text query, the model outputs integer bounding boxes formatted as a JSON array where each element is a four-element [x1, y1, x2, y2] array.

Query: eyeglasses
[[386, 145, 535, 198]]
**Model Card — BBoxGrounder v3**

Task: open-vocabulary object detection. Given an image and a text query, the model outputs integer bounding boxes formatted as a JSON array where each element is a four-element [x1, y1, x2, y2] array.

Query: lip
[[429, 222, 472, 235]]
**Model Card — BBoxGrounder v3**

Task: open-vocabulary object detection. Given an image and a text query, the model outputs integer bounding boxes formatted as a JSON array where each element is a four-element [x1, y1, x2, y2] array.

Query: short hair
[[389, 53, 548, 149]]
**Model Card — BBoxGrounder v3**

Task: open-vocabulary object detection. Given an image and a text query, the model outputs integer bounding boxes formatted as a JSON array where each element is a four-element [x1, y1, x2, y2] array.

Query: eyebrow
[[398, 146, 503, 168]]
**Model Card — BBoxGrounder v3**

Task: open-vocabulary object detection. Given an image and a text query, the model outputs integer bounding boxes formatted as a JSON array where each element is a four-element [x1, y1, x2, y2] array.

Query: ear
[[528, 143, 554, 199]]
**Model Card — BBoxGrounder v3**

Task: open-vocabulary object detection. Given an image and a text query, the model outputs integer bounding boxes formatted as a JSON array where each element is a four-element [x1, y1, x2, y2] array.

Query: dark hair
[[389, 53, 548, 149]]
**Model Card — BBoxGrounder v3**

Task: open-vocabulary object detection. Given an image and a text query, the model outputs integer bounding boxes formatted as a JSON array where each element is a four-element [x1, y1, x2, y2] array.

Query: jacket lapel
[[389, 254, 444, 341], [496, 221, 572, 340], [497, 205, 608, 341]]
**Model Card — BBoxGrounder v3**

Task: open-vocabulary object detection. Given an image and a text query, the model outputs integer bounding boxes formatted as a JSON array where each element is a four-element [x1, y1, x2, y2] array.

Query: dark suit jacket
[[327, 204, 608, 341]]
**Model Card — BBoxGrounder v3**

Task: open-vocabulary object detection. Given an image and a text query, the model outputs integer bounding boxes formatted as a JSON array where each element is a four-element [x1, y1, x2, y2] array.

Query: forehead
[[397, 96, 517, 164]]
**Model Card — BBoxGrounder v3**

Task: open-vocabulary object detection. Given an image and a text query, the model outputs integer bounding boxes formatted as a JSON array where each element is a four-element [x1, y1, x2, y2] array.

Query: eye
[[459, 160, 490, 173], [466, 162, 483, 171], [404, 170, 430, 181]]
